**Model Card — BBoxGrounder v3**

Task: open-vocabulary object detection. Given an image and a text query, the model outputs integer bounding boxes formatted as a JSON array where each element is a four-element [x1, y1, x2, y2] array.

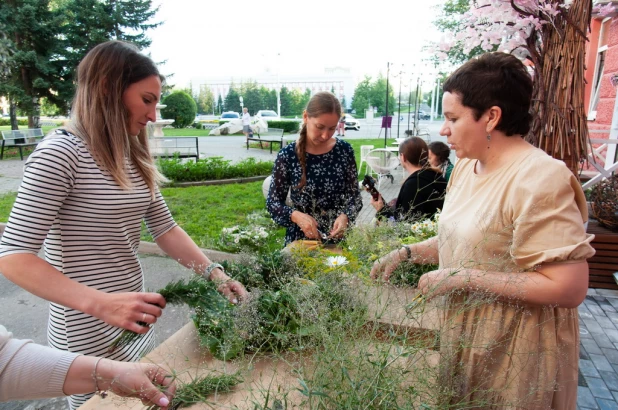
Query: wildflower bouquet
[[219, 210, 279, 253]]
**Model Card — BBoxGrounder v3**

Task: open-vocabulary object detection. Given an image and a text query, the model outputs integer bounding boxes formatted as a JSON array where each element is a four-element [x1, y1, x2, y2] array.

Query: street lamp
[[239, 96, 244, 112], [394, 64, 405, 139], [384, 62, 390, 148]]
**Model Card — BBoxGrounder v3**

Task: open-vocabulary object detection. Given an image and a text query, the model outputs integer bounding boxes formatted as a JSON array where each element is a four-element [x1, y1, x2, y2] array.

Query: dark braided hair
[[295, 92, 341, 189]]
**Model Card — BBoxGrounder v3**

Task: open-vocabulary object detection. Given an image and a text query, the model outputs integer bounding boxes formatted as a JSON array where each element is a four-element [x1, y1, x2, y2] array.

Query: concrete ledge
[[163, 175, 268, 188], [0, 222, 241, 262]]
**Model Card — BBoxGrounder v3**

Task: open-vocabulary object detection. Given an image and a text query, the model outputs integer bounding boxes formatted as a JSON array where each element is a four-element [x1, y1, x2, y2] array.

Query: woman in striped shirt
[[0, 41, 247, 408]]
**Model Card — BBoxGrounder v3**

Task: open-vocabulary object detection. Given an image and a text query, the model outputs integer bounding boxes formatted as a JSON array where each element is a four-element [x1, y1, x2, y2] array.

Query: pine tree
[[224, 84, 241, 113], [0, 0, 64, 128]]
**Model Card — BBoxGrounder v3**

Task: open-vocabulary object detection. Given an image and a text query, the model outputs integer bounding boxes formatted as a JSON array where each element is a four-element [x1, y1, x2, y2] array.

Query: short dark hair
[[399, 137, 429, 167], [428, 141, 451, 164], [443, 52, 533, 136]]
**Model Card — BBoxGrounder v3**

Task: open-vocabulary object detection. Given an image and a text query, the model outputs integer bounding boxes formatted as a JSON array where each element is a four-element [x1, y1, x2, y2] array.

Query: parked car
[[220, 111, 240, 120], [416, 110, 431, 120], [344, 114, 360, 131], [255, 110, 280, 121]]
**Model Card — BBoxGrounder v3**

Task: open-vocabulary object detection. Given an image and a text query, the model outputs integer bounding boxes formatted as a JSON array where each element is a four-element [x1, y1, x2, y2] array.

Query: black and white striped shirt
[[0, 130, 177, 407]]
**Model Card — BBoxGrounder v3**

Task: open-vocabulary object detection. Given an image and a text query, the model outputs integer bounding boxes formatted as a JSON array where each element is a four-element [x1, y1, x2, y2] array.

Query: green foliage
[[219, 210, 282, 254], [351, 75, 396, 116], [161, 91, 197, 128], [157, 156, 273, 182], [0, 193, 17, 222], [431, 0, 496, 66], [263, 120, 300, 133], [0, 118, 29, 127], [148, 373, 242, 410], [279, 87, 311, 116], [224, 83, 242, 113], [216, 94, 223, 115]]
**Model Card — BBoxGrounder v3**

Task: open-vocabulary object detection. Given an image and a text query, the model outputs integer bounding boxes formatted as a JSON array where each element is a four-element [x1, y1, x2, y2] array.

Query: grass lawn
[[0, 183, 285, 251]]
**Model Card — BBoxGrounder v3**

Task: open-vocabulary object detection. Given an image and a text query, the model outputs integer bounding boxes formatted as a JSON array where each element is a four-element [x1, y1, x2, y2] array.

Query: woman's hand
[[329, 213, 349, 238], [370, 196, 385, 211], [417, 269, 462, 300], [210, 268, 249, 304], [90, 292, 166, 334], [291, 211, 321, 240], [98, 360, 176, 408], [370, 247, 405, 282]]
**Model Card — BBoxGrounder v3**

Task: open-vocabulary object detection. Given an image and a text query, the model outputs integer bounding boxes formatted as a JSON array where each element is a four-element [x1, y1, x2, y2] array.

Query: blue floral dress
[[267, 138, 363, 245]]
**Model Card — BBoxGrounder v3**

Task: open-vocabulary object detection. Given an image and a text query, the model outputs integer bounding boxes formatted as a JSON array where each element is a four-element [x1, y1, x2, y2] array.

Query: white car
[[255, 110, 280, 121], [344, 114, 360, 131], [220, 111, 240, 120]]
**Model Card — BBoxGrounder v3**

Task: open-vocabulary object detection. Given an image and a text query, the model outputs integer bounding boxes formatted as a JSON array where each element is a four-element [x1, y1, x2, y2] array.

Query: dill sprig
[[109, 277, 230, 353], [148, 372, 243, 410]]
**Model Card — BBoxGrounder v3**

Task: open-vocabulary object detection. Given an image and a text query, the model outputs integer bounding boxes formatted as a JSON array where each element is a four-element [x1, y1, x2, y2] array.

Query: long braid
[[295, 123, 308, 189]]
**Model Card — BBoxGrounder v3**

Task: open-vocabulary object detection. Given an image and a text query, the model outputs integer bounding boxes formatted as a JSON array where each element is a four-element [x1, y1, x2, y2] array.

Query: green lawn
[[0, 182, 285, 251]]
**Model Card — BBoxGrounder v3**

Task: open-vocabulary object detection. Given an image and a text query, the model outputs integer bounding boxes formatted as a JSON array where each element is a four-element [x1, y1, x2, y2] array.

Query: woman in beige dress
[[370, 52, 595, 409]]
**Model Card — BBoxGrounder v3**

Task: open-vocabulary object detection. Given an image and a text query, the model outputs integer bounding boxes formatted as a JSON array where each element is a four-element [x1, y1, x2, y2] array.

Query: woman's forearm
[[155, 226, 211, 274], [0, 254, 104, 316], [407, 236, 440, 265], [422, 261, 589, 308]]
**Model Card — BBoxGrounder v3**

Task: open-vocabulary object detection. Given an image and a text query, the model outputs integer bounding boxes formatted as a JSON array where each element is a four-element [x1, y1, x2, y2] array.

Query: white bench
[[1, 128, 44, 160], [149, 137, 199, 161]]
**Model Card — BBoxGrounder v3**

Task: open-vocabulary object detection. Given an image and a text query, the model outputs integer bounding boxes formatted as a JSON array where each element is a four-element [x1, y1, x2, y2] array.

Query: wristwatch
[[203, 262, 224, 280]]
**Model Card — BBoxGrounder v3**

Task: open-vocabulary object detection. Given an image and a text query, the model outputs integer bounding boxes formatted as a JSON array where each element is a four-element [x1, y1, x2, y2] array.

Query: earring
[[486, 134, 491, 149]]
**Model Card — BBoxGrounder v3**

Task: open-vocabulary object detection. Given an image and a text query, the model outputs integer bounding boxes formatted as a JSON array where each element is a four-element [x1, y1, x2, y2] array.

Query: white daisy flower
[[326, 256, 349, 268]]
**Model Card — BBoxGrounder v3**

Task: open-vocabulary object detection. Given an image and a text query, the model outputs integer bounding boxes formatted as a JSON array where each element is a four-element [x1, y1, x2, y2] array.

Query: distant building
[[193, 67, 355, 109]]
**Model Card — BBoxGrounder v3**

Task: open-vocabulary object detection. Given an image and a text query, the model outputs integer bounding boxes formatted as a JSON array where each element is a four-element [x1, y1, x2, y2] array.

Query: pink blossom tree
[[437, 0, 613, 176]]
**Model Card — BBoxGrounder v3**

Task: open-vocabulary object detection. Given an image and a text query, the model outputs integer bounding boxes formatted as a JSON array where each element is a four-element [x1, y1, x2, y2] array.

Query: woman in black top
[[267, 92, 363, 245], [371, 137, 446, 222]]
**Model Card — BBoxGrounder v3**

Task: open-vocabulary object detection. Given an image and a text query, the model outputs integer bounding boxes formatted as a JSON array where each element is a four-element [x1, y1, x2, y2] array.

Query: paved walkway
[[0, 136, 616, 410]]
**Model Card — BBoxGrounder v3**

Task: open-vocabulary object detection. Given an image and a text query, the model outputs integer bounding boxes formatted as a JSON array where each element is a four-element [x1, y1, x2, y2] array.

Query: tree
[[432, 0, 491, 66], [224, 84, 241, 113], [161, 91, 196, 128], [351, 76, 372, 115], [369, 75, 396, 116], [437, 0, 597, 176], [217, 94, 223, 114], [0, 0, 64, 129], [279, 86, 292, 116], [55, 0, 161, 111], [196, 86, 215, 114]]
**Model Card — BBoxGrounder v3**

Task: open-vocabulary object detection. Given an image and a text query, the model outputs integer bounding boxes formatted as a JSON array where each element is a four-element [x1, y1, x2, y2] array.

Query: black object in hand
[[362, 175, 381, 201]]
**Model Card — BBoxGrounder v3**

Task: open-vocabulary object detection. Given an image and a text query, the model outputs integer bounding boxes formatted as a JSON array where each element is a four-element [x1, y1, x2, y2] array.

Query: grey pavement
[[1, 120, 616, 409]]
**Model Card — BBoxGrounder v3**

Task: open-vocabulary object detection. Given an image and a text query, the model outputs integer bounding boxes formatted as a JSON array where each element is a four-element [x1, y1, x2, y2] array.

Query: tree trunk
[[9, 100, 18, 130], [527, 0, 592, 179]]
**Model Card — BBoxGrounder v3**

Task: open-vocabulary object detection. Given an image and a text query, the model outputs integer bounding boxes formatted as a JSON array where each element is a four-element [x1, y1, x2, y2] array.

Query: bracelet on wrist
[[203, 262, 224, 281], [402, 245, 412, 260], [93, 357, 108, 398]]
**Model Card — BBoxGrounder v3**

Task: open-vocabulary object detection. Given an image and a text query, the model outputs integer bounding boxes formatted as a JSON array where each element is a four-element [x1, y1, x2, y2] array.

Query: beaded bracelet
[[93, 357, 108, 398]]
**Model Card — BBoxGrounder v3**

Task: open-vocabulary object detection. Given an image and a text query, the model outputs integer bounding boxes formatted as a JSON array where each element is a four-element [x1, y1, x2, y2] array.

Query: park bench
[[0, 128, 45, 160], [246, 128, 285, 154], [149, 136, 199, 161]]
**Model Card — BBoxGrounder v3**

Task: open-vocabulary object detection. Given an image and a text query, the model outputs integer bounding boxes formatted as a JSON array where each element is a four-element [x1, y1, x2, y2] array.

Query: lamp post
[[407, 76, 413, 135], [395, 64, 404, 139], [276, 52, 281, 117], [384, 62, 390, 148]]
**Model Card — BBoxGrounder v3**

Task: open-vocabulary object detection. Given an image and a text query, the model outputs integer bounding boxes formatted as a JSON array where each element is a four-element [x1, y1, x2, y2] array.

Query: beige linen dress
[[436, 147, 595, 409]]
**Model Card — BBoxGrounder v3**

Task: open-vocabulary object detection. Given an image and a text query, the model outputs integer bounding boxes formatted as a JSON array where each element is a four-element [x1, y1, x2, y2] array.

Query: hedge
[[157, 156, 274, 182]]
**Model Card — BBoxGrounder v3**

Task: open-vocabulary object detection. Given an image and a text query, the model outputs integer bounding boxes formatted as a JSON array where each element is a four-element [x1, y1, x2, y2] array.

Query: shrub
[[266, 120, 301, 133], [0, 118, 29, 126], [192, 122, 202, 130], [161, 91, 197, 128], [157, 156, 274, 182]]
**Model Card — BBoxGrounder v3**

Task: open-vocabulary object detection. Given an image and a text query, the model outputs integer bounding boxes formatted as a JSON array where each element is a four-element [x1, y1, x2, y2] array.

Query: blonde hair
[[66, 41, 164, 193], [296, 92, 341, 189]]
